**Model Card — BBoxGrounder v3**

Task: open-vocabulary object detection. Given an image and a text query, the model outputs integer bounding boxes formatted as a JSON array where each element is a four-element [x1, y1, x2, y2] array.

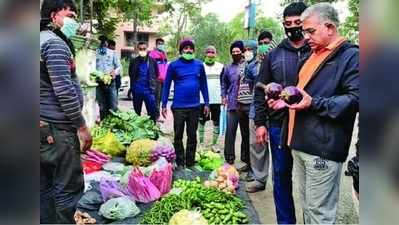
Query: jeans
[[269, 126, 296, 224], [224, 103, 250, 164], [96, 81, 118, 120], [132, 90, 158, 121], [293, 150, 343, 224], [40, 122, 84, 224], [172, 108, 199, 167]]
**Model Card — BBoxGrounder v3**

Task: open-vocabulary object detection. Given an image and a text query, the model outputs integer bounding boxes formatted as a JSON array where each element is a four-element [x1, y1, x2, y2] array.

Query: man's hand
[[256, 126, 268, 145], [161, 107, 168, 118], [110, 70, 117, 79], [222, 97, 227, 106], [267, 99, 288, 111], [78, 125, 92, 152], [204, 105, 210, 118], [288, 88, 312, 111]]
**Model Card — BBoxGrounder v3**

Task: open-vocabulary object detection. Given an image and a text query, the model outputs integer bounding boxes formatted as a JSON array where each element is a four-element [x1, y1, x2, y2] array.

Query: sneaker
[[246, 181, 266, 193]]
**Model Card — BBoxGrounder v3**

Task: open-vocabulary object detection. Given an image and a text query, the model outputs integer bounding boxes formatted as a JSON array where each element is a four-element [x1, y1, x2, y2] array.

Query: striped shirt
[[40, 30, 85, 128]]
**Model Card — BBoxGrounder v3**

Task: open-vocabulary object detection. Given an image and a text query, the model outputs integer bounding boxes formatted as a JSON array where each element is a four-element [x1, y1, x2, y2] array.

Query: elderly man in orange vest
[[268, 3, 359, 224]]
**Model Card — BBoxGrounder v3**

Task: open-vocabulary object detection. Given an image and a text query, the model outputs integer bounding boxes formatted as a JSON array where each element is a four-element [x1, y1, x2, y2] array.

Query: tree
[[190, 13, 235, 64], [340, 0, 359, 43], [228, 13, 284, 43], [281, 0, 337, 6]]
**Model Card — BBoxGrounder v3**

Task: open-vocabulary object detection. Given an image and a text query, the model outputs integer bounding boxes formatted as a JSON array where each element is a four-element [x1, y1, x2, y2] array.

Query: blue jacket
[[129, 55, 158, 94], [161, 58, 209, 109], [286, 41, 359, 162]]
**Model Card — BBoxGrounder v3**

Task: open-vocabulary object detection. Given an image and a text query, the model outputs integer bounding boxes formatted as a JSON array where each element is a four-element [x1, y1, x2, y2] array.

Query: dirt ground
[[119, 98, 359, 224]]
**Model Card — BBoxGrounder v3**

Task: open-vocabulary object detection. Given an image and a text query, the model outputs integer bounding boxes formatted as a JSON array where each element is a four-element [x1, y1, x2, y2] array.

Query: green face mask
[[61, 17, 79, 38], [181, 53, 195, 61], [258, 44, 271, 55], [204, 56, 216, 65]]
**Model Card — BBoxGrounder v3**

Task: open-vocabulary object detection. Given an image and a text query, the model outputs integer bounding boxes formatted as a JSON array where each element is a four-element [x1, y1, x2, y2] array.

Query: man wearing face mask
[[198, 45, 224, 150], [257, 30, 275, 60], [221, 40, 251, 169], [253, 2, 309, 224], [149, 38, 168, 119], [129, 41, 159, 121], [95, 35, 121, 120], [40, 0, 92, 223], [161, 38, 209, 170]]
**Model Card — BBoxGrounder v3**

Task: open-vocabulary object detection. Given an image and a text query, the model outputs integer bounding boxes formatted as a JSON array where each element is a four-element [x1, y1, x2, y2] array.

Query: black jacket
[[129, 55, 159, 93], [254, 39, 310, 127], [285, 41, 359, 162]]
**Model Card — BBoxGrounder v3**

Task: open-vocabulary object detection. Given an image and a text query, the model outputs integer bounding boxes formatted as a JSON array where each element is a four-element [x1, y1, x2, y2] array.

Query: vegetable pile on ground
[[91, 110, 160, 147], [196, 150, 223, 171], [125, 139, 156, 166], [204, 164, 239, 194], [169, 209, 208, 225], [140, 178, 248, 225]]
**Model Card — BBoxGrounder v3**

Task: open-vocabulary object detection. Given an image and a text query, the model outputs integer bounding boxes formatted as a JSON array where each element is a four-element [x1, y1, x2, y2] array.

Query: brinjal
[[280, 86, 303, 105], [255, 82, 283, 100]]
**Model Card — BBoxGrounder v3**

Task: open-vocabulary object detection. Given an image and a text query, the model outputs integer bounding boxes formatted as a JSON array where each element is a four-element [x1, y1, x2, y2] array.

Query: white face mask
[[138, 51, 147, 57], [244, 51, 254, 62]]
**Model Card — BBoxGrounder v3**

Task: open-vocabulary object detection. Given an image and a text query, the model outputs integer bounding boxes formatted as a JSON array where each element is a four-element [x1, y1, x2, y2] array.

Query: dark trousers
[[40, 123, 84, 224], [96, 81, 118, 120], [155, 80, 163, 117], [224, 103, 250, 164], [269, 126, 296, 224], [115, 75, 122, 95], [172, 108, 199, 167], [132, 90, 158, 121], [199, 104, 221, 127]]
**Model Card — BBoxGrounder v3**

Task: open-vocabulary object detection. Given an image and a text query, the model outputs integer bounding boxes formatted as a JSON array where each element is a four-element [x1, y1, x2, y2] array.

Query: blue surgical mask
[[61, 17, 79, 38]]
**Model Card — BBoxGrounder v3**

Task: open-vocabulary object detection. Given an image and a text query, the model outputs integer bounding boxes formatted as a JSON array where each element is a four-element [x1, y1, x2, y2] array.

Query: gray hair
[[301, 3, 340, 27]]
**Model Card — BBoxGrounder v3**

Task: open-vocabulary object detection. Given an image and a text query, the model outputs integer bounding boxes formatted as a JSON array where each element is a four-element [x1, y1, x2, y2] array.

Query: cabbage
[[169, 209, 208, 225], [92, 131, 125, 157], [126, 139, 156, 166]]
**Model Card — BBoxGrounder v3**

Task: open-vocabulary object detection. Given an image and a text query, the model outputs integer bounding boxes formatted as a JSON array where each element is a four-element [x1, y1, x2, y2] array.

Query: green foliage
[[340, 0, 359, 43], [281, 0, 337, 6]]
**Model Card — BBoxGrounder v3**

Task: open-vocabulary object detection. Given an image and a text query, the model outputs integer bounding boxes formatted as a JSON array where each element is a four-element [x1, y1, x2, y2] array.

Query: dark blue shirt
[[161, 58, 209, 109], [134, 61, 150, 93]]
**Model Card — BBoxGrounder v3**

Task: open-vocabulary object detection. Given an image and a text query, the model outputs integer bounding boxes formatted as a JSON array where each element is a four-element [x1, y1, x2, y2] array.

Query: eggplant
[[280, 86, 303, 105], [256, 82, 283, 100]]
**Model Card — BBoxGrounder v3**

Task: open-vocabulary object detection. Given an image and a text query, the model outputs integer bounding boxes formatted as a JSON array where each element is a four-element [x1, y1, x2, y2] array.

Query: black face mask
[[285, 26, 304, 42], [231, 54, 242, 63]]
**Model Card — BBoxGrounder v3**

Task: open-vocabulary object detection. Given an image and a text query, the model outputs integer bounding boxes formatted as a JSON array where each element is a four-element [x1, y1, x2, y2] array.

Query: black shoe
[[245, 173, 255, 182], [246, 181, 266, 193]]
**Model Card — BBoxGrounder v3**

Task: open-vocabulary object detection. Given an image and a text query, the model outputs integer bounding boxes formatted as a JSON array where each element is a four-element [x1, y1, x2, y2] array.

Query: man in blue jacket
[[254, 2, 309, 224], [268, 3, 359, 224], [161, 38, 209, 169]]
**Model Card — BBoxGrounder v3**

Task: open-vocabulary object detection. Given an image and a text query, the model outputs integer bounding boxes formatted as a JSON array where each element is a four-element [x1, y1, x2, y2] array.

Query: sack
[[98, 196, 140, 220], [149, 158, 173, 195], [99, 178, 132, 202], [102, 162, 125, 174], [219, 106, 227, 135], [127, 168, 161, 203]]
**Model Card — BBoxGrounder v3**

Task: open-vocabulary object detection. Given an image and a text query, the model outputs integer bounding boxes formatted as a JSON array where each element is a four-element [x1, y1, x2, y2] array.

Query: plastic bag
[[102, 162, 125, 173], [219, 106, 227, 135], [82, 161, 103, 174], [127, 168, 161, 203], [83, 149, 111, 165], [98, 196, 140, 220], [99, 178, 132, 202], [169, 209, 208, 225], [150, 139, 176, 163], [149, 158, 173, 195], [120, 166, 133, 186]]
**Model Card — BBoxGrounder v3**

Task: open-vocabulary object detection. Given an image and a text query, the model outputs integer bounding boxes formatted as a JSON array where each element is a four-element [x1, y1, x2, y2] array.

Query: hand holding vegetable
[[267, 98, 288, 111], [79, 125, 92, 152], [288, 88, 312, 111], [204, 106, 210, 118]]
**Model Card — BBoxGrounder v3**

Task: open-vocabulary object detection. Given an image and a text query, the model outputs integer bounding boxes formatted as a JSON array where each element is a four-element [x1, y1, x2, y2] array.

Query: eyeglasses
[[283, 19, 302, 27], [206, 51, 216, 54], [302, 28, 317, 36]]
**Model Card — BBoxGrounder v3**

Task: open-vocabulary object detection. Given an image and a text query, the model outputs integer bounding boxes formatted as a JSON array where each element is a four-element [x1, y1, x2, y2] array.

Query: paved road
[[118, 98, 359, 224]]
